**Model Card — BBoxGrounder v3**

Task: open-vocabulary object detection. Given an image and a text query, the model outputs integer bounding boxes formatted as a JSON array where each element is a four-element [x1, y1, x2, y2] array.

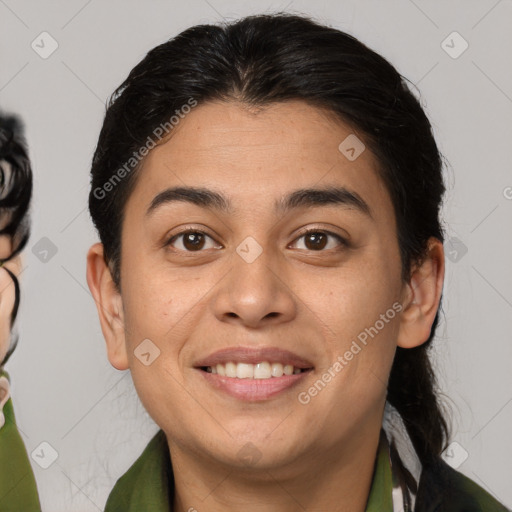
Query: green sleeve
[[0, 374, 41, 512]]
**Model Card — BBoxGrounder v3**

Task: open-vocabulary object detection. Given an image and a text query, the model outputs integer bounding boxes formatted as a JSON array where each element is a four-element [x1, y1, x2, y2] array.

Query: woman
[[0, 112, 41, 510], [86, 13, 509, 511]]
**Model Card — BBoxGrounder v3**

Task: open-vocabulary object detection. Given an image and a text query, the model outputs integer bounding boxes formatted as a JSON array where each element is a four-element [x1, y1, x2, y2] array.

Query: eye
[[290, 229, 348, 251], [165, 229, 222, 252], [164, 228, 348, 253]]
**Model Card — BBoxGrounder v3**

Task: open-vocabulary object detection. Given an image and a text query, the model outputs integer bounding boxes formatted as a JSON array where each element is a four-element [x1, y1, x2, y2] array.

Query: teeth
[[225, 361, 237, 378], [271, 363, 284, 377], [254, 362, 271, 379], [236, 363, 253, 379], [205, 361, 308, 379]]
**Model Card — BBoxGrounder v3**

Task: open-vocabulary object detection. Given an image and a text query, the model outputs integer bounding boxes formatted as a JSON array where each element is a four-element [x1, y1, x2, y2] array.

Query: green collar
[[105, 429, 393, 512], [104, 430, 173, 511], [365, 430, 394, 511], [0, 370, 41, 511]]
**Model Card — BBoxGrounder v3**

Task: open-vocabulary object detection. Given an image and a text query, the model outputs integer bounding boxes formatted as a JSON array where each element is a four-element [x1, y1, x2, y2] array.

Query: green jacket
[[0, 371, 41, 512], [104, 429, 509, 512]]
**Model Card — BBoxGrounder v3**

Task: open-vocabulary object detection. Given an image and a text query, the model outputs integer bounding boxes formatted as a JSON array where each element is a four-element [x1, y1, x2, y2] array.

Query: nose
[[210, 247, 297, 329]]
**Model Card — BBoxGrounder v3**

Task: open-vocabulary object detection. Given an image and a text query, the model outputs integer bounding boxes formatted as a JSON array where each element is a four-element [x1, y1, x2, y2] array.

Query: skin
[[0, 245, 22, 420], [0, 244, 22, 366], [0, 164, 24, 365], [87, 100, 444, 512]]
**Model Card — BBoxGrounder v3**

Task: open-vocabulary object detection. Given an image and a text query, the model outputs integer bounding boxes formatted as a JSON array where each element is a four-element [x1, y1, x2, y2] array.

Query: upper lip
[[194, 347, 314, 369]]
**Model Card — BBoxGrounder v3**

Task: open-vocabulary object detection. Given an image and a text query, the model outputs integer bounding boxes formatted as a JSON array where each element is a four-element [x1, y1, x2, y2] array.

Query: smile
[[194, 346, 314, 400]]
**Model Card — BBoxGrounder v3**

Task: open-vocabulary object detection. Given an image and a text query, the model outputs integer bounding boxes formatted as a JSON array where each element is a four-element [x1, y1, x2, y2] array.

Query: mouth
[[194, 347, 314, 401]]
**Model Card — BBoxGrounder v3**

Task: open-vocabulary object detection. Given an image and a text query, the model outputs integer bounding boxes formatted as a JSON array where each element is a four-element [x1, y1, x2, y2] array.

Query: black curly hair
[[0, 111, 32, 367]]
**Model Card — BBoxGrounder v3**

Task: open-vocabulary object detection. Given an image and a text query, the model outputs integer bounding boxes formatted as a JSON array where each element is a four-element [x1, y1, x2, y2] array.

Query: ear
[[86, 243, 129, 370], [397, 237, 445, 349]]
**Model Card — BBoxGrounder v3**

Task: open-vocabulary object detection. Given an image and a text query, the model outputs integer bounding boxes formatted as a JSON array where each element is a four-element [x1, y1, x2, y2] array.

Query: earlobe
[[397, 237, 445, 349], [86, 243, 129, 370]]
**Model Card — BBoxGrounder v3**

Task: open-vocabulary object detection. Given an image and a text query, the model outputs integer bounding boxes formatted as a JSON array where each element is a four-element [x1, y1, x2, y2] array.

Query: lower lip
[[197, 369, 312, 401]]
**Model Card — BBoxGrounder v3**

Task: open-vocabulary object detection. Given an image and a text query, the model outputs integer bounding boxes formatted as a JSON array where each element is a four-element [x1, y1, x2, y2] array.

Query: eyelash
[[164, 227, 349, 253]]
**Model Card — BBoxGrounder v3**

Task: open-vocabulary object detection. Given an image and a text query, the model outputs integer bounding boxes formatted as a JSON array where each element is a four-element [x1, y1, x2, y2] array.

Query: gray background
[[1, 0, 511, 510]]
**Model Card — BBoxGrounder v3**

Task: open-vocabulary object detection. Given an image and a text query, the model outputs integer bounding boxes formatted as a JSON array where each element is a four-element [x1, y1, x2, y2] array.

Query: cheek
[[301, 258, 401, 339], [122, 273, 199, 429], [122, 264, 195, 334], [121, 264, 219, 382], [295, 250, 401, 400], [130, 359, 195, 439], [0, 272, 14, 362]]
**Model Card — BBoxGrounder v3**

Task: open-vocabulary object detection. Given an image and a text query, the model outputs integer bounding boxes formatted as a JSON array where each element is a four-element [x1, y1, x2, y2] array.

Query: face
[[0, 250, 21, 365], [0, 162, 23, 365], [91, 100, 427, 473]]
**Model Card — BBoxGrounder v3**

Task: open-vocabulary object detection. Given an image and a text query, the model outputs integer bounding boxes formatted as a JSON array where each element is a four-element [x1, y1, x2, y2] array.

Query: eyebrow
[[146, 185, 372, 219]]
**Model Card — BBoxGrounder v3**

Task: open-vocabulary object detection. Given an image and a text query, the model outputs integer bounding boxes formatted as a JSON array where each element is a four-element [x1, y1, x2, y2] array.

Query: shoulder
[[104, 430, 173, 512], [416, 457, 510, 511]]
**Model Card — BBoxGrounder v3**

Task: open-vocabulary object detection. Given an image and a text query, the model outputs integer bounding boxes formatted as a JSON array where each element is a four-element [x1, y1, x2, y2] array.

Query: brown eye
[[304, 232, 328, 250], [166, 230, 221, 252], [291, 229, 348, 252], [182, 232, 205, 251]]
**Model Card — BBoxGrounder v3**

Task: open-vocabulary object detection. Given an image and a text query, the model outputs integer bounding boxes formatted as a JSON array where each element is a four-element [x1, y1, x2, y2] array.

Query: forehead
[[125, 100, 394, 222]]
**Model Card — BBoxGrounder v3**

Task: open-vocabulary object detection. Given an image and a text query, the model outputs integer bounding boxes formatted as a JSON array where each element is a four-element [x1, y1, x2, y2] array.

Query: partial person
[[0, 112, 41, 511]]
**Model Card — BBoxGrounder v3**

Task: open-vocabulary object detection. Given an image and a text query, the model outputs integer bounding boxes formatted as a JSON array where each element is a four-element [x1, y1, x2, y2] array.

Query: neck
[[169, 418, 383, 512]]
